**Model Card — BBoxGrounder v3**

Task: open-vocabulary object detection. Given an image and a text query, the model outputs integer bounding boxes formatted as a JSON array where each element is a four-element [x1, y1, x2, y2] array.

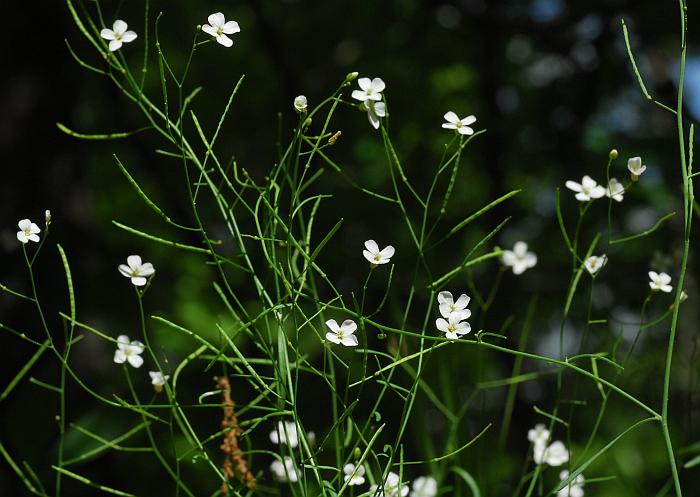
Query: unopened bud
[[45, 209, 52, 226], [609, 149, 618, 159], [303, 117, 312, 128], [345, 71, 359, 83], [328, 131, 342, 145], [294, 95, 307, 114]]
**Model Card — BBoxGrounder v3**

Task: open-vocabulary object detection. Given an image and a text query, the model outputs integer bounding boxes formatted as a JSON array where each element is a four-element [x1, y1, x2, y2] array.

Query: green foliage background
[[1, 1, 699, 496]]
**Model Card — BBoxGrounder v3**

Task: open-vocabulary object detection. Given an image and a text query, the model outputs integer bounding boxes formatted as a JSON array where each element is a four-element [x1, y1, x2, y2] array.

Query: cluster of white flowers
[[269, 420, 314, 448], [435, 291, 472, 340], [442, 111, 477, 135], [528, 424, 570, 467], [100, 12, 240, 52], [565, 156, 647, 202], [343, 463, 366, 486], [113, 335, 169, 392], [501, 241, 537, 275], [351, 77, 387, 129]]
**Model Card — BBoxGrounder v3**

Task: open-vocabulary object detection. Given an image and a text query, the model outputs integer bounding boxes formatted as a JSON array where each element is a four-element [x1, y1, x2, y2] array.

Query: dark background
[[1, 0, 699, 495]]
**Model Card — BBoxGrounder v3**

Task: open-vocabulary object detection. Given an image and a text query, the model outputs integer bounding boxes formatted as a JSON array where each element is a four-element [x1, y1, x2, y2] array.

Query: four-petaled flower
[[16, 219, 41, 244], [364, 100, 387, 129], [363, 240, 395, 265], [343, 463, 366, 486], [584, 254, 607, 276], [351, 77, 385, 102], [369, 472, 409, 497], [437, 291, 471, 320], [113, 335, 145, 368], [325, 319, 359, 347], [270, 456, 300, 482], [202, 12, 240, 47], [501, 241, 537, 275], [605, 178, 624, 202], [627, 156, 646, 180], [527, 424, 550, 445], [534, 440, 569, 466], [100, 20, 138, 52], [649, 271, 672, 293], [294, 95, 308, 113], [149, 371, 169, 392], [557, 470, 585, 497], [565, 176, 606, 202], [270, 420, 300, 447], [436, 313, 471, 340], [442, 111, 477, 135], [118, 255, 155, 286], [410, 476, 437, 497]]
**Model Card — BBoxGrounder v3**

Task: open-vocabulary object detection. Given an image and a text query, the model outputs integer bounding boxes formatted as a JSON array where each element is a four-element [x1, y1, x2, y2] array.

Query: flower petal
[[364, 240, 379, 253], [436, 318, 449, 332], [437, 291, 453, 305], [139, 263, 155, 276], [340, 335, 359, 347], [121, 31, 138, 43], [127, 255, 142, 269], [117, 335, 130, 349], [357, 77, 371, 91], [379, 245, 395, 259], [325, 319, 340, 333], [340, 320, 357, 333], [131, 276, 147, 286], [325, 332, 341, 344], [201, 24, 217, 37], [114, 350, 126, 363], [216, 34, 233, 47], [100, 29, 116, 40], [462, 114, 477, 125], [565, 181, 582, 192], [208, 12, 225, 27], [128, 354, 144, 368], [112, 20, 128, 35], [454, 293, 470, 309], [118, 264, 132, 278], [443, 111, 459, 123], [222, 21, 240, 34]]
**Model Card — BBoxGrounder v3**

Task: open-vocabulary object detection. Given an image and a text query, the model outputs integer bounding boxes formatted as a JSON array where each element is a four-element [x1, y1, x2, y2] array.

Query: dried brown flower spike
[[217, 376, 255, 493]]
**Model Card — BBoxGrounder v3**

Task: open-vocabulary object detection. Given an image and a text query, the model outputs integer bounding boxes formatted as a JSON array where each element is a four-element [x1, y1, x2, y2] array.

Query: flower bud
[[45, 209, 52, 226], [294, 95, 307, 114], [609, 149, 618, 159], [345, 71, 359, 82]]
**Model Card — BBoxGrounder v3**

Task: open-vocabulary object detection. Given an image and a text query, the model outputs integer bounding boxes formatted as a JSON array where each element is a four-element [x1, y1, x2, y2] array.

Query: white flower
[[501, 241, 537, 275], [45, 210, 52, 226], [527, 424, 551, 445], [363, 240, 395, 265], [113, 335, 145, 368], [118, 255, 155, 286], [442, 111, 477, 135], [364, 100, 387, 129], [100, 20, 138, 52], [343, 463, 366, 486], [437, 291, 471, 320], [202, 12, 240, 47], [294, 95, 308, 113], [351, 77, 385, 102], [436, 313, 471, 340], [149, 371, 169, 392], [534, 440, 569, 466], [325, 319, 359, 347], [411, 476, 437, 497], [627, 156, 646, 180], [270, 456, 300, 482], [557, 470, 585, 497], [269, 421, 300, 448], [16, 219, 40, 244], [605, 178, 624, 202], [565, 175, 606, 202], [584, 254, 607, 275], [369, 472, 409, 497], [649, 271, 672, 293]]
